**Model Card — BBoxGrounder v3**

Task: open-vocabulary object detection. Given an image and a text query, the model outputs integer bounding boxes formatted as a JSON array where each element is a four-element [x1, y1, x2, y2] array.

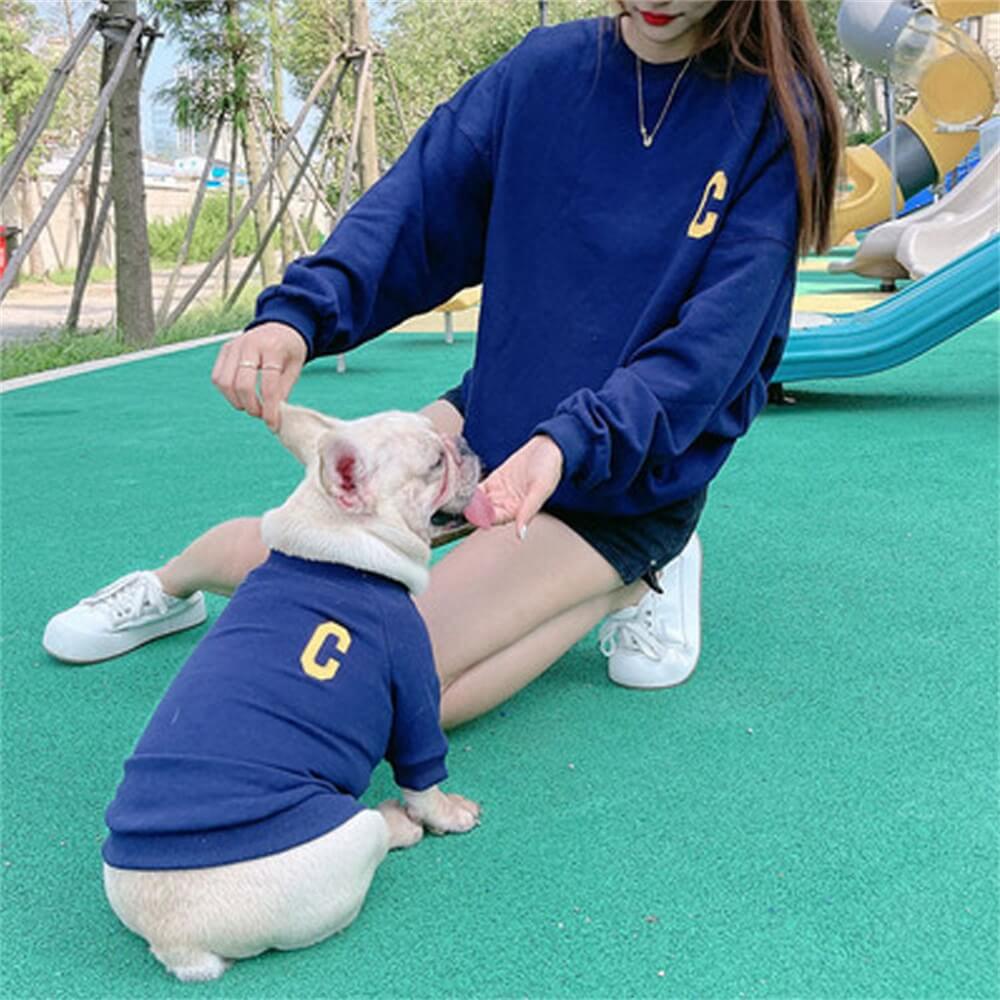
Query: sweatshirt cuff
[[533, 412, 591, 486], [245, 299, 319, 360], [391, 757, 448, 792]]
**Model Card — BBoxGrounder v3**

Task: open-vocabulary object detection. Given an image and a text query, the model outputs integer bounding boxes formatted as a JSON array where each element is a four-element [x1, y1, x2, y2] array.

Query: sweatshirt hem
[[102, 791, 363, 871]]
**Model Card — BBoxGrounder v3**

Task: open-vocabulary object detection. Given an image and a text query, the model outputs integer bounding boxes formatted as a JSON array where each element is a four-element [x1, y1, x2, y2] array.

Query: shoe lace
[[81, 572, 168, 624], [598, 602, 668, 661]]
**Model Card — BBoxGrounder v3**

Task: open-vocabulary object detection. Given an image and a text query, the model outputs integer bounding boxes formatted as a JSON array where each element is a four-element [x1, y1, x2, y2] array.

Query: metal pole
[[883, 77, 898, 220], [539, 0, 549, 26]]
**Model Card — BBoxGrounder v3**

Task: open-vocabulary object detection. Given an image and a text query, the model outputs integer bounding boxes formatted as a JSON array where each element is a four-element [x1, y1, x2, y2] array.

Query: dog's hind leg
[[150, 945, 231, 982], [376, 799, 424, 849]]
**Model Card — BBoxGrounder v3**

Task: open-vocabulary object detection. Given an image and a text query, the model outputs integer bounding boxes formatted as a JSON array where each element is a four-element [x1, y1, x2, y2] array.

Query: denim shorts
[[439, 386, 707, 587], [548, 489, 707, 588]]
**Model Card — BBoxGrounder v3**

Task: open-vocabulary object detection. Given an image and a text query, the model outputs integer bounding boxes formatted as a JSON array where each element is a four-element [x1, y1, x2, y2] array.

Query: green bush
[[148, 194, 259, 265]]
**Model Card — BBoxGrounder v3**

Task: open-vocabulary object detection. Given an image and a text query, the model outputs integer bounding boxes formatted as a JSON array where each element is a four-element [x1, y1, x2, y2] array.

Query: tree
[[0, 1, 49, 280], [349, 0, 380, 195], [283, 0, 377, 208], [152, 0, 279, 285], [107, 0, 156, 345], [806, 0, 884, 140], [285, 0, 605, 170], [267, 0, 296, 267], [0, 3, 48, 163]]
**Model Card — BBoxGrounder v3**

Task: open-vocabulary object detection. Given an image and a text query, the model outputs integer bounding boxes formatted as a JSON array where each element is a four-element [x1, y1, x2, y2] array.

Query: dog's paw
[[407, 792, 480, 836], [377, 799, 424, 850]]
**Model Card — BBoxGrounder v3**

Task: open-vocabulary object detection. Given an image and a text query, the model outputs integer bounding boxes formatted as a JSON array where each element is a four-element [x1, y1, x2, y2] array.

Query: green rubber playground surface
[[1, 268, 997, 998]]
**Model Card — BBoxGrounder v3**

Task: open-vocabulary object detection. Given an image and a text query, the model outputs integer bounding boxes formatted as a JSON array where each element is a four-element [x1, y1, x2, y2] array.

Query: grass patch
[[20, 266, 116, 286], [49, 265, 116, 287], [0, 293, 259, 381]]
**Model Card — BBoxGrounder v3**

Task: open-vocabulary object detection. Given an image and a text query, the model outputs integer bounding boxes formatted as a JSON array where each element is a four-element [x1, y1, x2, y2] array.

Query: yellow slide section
[[834, 145, 905, 245], [831, 0, 996, 245]]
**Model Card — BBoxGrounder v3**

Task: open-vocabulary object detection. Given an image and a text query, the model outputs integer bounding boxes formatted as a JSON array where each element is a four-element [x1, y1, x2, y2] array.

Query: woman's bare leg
[[145, 399, 628, 723], [155, 517, 268, 598], [420, 398, 464, 436], [416, 514, 648, 728], [438, 581, 644, 727]]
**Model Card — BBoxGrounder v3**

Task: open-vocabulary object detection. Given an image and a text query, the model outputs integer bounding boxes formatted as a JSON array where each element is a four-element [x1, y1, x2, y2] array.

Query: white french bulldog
[[102, 403, 495, 982]]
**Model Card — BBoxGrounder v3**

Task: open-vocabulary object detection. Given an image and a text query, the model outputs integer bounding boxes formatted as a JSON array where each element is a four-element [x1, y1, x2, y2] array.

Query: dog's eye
[[430, 453, 446, 471]]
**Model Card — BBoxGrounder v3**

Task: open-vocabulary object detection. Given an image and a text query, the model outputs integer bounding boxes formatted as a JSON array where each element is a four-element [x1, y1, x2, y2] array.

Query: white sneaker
[[42, 571, 207, 664], [599, 532, 702, 689]]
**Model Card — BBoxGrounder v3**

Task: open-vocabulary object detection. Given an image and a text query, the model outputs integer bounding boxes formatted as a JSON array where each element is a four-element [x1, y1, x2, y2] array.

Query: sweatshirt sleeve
[[534, 111, 799, 502], [246, 62, 504, 360]]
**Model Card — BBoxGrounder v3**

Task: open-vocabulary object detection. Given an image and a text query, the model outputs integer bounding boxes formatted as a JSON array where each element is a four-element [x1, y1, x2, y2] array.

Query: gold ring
[[238, 361, 259, 369]]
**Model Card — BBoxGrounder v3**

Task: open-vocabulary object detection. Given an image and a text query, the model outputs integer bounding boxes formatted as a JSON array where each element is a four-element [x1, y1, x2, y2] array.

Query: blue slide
[[774, 235, 999, 384]]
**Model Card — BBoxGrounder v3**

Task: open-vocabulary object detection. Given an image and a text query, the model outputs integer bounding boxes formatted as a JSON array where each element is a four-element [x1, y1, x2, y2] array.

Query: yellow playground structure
[[833, 0, 998, 244]]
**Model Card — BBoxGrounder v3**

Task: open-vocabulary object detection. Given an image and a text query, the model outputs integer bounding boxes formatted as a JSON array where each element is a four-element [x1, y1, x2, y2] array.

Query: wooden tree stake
[[0, 14, 144, 302], [162, 52, 349, 330]]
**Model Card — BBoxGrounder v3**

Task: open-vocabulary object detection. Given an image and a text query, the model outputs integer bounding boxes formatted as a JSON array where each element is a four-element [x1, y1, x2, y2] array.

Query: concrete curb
[[0, 331, 239, 394]]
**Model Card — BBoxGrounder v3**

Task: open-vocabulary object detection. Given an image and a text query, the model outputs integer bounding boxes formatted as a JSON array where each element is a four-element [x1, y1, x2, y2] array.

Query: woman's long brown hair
[[697, 1, 843, 254], [615, 1, 843, 254]]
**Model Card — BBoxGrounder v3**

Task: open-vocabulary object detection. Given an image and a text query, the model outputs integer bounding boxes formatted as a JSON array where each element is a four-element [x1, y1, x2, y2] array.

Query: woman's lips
[[640, 10, 677, 27]]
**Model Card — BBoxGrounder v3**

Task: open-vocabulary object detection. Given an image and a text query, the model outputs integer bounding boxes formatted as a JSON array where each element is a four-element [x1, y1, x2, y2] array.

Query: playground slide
[[829, 144, 1000, 280], [831, 0, 996, 245], [774, 235, 999, 384]]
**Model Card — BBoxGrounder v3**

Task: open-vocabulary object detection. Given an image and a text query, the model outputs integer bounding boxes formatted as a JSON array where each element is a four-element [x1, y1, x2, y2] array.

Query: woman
[[44, 1, 842, 727]]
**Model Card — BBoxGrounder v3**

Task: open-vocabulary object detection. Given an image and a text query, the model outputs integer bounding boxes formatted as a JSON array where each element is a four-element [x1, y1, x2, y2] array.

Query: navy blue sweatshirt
[[103, 554, 447, 870], [248, 17, 799, 515]]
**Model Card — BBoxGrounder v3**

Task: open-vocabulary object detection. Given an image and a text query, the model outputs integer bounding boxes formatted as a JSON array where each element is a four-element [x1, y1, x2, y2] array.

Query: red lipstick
[[640, 9, 677, 27]]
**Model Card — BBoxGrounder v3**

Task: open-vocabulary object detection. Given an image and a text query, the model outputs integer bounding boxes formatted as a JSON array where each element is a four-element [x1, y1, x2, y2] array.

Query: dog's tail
[[150, 944, 231, 982]]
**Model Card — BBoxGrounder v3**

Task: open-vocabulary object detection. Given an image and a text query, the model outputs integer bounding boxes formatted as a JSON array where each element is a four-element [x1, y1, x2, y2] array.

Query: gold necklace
[[636, 54, 693, 149]]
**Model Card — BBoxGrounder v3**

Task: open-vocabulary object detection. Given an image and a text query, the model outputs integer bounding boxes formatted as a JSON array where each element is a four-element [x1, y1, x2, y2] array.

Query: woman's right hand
[[211, 322, 308, 431]]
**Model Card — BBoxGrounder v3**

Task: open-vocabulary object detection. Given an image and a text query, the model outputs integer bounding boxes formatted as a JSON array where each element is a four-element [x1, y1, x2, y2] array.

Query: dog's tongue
[[463, 487, 495, 529]]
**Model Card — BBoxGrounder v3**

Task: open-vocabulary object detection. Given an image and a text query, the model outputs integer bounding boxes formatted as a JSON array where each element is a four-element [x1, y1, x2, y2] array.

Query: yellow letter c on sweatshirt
[[301, 621, 352, 681], [688, 170, 728, 239]]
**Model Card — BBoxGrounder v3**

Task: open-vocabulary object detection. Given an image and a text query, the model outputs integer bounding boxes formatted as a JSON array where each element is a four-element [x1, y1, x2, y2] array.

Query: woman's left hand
[[481, 435, 564, 540]]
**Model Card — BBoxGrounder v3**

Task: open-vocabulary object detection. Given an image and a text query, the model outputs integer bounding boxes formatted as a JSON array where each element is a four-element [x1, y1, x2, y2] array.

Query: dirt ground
[[0, 258, 258, 343], [0, 258, 478, 344]]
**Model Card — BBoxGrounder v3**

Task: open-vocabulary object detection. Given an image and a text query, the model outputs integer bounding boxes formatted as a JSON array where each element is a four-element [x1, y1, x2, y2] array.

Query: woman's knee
[[417, 517, 633, 689]]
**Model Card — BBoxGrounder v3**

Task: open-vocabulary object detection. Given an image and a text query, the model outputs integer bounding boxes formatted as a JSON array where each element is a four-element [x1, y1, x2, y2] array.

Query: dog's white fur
[[103, 404, 483, 982]]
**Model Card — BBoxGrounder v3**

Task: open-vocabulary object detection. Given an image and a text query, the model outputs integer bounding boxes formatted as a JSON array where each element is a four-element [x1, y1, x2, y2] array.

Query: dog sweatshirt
[[103, 553, 447, 870], [246, 17, 802, 516]]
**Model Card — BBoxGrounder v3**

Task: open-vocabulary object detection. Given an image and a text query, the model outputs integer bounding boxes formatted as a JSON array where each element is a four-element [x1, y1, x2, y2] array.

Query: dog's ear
[[276, 403, 339, 465], [319, 434, 376, 514]]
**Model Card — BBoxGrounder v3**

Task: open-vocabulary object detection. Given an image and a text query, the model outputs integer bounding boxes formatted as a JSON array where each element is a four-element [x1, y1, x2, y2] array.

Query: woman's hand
[[211, 322, 308, 431], [481, 435, 564, 540]]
